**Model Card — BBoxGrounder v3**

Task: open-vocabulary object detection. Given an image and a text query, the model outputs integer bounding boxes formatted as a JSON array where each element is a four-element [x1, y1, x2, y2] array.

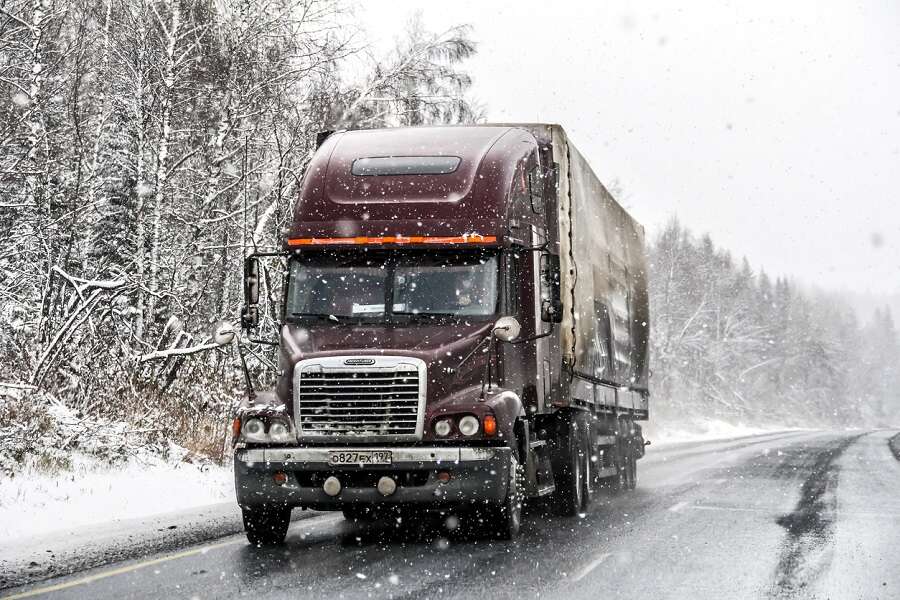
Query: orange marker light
[[483, 415, 497, 437], [287, 234, 497, 247], [231, 417, 241, 439]]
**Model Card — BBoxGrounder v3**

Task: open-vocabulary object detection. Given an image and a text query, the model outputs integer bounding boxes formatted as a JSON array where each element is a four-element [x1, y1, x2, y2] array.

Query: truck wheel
[[489, 455, 523, 539], [600, 443, 626, 493], [553, 418, 586, 516], [582, 440, 594, 506], [625, 446, 638, 490], [242, 504, 291, 546]]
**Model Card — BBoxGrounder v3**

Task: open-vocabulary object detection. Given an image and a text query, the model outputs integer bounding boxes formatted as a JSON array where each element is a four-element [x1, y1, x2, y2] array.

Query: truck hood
[[276, 321, 494, 405], [280, 320, 493, 363]]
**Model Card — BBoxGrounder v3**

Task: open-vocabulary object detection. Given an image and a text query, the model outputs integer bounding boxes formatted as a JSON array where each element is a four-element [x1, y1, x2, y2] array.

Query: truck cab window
[[287, 260, 386, 318], [393, 255, 498, 317], [286, 252, 499, 321]]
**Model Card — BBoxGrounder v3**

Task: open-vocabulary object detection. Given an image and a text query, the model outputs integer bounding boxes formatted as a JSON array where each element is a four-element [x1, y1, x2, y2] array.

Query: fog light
[[323, 475, 342, 496], [273, 471, 288, 486], [437, 471, 451, 483], [377, 476, 397, 496]]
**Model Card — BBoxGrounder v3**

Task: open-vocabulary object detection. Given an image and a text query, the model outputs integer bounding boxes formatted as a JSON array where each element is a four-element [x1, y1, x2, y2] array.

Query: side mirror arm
[[505, 326, 554, 345]]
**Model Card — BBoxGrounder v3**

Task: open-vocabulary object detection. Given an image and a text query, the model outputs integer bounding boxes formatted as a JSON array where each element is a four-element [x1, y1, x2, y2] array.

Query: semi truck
[[233, 123, 650, 544]]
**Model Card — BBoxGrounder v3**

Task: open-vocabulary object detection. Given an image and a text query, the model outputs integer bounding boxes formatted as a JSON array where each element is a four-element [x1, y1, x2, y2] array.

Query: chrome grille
[[293, 357, 426, 440]]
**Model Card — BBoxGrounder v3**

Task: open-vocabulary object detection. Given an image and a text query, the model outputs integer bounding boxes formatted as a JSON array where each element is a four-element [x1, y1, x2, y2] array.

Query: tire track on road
[[769, 433, 865, 598], [888, 432, 900, 462]]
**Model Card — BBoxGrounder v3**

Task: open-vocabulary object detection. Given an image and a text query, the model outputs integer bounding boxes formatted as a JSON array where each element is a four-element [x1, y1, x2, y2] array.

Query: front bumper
[[234, 446, 511, 510]]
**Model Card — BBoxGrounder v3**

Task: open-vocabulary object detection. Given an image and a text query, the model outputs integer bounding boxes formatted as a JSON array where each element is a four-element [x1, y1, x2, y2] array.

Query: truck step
[[529, 439, 547, 449], [533, 484, 556, 497], [595, 435, 617, 446]]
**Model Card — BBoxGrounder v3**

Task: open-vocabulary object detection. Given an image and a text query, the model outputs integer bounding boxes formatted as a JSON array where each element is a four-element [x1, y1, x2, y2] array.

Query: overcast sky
[[359, 1, 900, 301]]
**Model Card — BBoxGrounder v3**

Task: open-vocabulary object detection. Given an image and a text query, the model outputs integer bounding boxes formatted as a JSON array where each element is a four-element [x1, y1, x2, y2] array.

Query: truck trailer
[[233, 123, 650, 544]]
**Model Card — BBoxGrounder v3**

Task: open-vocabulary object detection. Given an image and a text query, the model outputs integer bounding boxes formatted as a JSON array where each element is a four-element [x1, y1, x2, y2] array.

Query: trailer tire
[[625, 445, 638, 490], [242, 504, 291, 546], [553, 415, 587, 516], [601, 443, 626, 493]]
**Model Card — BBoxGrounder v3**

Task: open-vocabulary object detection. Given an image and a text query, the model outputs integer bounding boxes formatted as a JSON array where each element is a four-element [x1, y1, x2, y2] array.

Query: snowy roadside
[[0, 453, 322, 590], [0, 451, 234, 542], [643, 419, 806, 447], [0, 500, 245, 590]]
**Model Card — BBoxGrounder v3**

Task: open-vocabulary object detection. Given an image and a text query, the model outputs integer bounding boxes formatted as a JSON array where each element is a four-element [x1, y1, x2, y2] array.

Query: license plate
[[328, 451, 392, 466]]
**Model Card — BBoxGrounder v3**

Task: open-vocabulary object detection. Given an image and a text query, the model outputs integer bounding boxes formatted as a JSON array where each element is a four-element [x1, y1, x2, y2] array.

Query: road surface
[[4, 429, 899, 599]]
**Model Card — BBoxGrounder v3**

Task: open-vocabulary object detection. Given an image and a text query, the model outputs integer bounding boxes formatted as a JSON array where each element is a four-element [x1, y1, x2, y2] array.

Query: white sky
[[358, 1, 900, 298]]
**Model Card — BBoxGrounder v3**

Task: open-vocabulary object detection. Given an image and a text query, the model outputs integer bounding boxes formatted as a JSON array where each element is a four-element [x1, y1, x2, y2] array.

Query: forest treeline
[[649, 218, 899, 428], [1, 1, 896, 473], [0, 0, 480, 470]]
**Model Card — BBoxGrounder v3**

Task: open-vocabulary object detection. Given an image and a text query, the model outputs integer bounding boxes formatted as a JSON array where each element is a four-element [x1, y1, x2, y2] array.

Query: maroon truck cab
[[233, 124, 649, 544]]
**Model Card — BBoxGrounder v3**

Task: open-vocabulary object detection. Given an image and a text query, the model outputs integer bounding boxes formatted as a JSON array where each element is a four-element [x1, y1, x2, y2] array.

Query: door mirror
[[539, 253, 563, 323], [493, 316, 522, 342], [242, 257, 260, 330], [244, 257, 260, 305]]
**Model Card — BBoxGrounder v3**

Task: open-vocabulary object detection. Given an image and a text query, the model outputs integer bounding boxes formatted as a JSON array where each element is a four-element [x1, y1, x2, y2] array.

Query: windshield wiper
[[290, 312, 341, 323], [392, 311, 460, 319]]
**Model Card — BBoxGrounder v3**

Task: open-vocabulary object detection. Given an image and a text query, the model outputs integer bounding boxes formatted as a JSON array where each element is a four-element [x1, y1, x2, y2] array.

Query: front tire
[[488, 455, 523, 539], [242, 504, 291, 546]]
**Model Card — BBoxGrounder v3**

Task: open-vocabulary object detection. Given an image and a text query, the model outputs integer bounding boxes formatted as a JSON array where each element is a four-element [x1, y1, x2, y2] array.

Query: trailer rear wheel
[[242, 504, 291, 546], [624, 445, 638, 490], [553, 416, 588, 516], [600, 443, 627, 493]]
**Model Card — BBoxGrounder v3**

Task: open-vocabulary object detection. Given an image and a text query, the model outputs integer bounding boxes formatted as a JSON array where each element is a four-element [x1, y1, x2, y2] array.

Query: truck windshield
[[285, 252, 498, 321]]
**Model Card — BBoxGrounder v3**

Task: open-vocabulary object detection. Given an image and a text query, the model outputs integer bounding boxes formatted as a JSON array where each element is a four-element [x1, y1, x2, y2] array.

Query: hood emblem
[[344, 358, 376, 366]]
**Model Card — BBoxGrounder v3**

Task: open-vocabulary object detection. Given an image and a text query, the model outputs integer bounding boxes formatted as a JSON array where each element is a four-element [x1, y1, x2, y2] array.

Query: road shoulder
[[0, 502, 319, 590]]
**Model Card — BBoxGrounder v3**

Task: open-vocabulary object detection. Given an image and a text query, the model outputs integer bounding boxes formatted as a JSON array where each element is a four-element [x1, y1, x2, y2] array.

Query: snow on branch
[[138, 341, 220, 363], [0, 382, 37, 390], [31, 268, 129, 386]]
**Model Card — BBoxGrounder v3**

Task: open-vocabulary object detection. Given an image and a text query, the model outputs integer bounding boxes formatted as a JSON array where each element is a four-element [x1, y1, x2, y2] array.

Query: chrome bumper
[[236, 446, 499, 465], [234, 446, 511, 509]]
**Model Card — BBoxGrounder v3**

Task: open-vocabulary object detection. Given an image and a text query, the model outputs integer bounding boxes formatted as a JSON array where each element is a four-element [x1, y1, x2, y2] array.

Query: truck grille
[[293, 357, 426, 440]]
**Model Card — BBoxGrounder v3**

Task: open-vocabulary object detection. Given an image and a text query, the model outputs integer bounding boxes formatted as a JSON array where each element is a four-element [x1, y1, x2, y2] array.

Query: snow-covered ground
[[644, 419, 805, 446], [0, 451, 233, 541]]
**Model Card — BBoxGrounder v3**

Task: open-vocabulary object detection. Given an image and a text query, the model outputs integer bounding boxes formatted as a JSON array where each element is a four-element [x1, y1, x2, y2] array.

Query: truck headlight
[[434, 419, 453, 437], [242, 417, 267, 442], [268, 420, 294, 443], [458, 415, 479, 436]]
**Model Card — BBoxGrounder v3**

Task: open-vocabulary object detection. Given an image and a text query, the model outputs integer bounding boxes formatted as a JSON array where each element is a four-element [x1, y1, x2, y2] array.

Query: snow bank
[[0, 391, 173, 476], [644, 418, 802, 446], [0, 450, 233, 541]]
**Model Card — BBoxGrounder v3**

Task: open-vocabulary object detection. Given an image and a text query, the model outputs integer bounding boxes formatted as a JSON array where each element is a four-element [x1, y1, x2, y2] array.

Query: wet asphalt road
[[6, 429, 900, 600]]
